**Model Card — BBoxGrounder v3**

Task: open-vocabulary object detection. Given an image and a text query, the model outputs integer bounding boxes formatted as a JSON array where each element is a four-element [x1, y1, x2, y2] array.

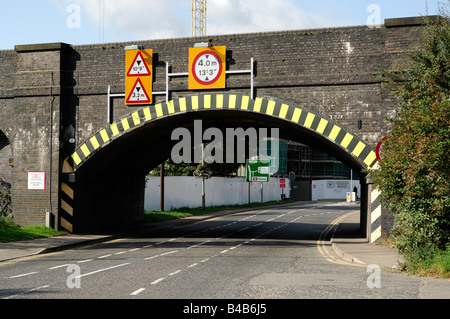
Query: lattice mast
[[192, 0, 207, 37]]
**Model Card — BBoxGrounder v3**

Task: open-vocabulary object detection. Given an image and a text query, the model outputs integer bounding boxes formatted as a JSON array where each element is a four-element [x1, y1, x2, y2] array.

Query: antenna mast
[[192, 0, 207, 37]]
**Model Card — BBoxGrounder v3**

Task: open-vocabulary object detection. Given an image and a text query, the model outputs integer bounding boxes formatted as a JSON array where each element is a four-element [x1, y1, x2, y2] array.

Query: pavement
[[1, 201, 449, 299]]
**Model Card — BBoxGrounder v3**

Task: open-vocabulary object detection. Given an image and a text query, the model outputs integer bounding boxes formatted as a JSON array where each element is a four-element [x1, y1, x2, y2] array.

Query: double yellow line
[[317, 211, 365, 267]]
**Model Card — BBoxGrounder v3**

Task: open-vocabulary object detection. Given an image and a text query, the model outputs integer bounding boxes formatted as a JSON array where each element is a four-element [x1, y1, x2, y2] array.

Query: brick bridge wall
[[0, 17, 427, 235]]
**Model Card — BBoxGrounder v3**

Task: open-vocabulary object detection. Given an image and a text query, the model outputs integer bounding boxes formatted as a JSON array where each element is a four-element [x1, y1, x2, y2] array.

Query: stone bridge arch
[[60, 93, 380, 240]]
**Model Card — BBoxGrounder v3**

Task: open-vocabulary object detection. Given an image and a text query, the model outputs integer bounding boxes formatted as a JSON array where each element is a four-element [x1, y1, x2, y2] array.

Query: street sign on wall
[[189, 46, 226, 90], [246, 159, 270, 182], [125, 49, 153, 105]]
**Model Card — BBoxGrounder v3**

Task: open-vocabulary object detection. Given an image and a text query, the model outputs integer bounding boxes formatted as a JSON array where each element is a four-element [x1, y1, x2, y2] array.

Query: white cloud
[[54, 0, 348, 42], [207, 0, 334, 35], [58, 0, 191, 41]]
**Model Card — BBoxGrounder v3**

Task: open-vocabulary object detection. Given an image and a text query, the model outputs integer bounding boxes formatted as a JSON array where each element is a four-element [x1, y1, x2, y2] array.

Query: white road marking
[[144, 250, 178, 260], [151, 277, 166, 285], [74, 263, 129, 278], [77, 259, 93, 263], [49, 264, 69, 270], [187, 240, 210, 249], [131, 288, 146, 296], [9, 272, 38, 279]]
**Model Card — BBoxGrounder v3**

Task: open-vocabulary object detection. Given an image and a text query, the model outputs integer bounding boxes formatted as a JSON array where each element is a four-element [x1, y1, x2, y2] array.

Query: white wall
[[311, 180, 360, 201], [145, 176, 290, 211]]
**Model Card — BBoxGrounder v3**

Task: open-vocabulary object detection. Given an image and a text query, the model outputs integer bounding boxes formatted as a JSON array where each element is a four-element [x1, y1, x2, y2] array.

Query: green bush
[[370, 11, 450, 273]]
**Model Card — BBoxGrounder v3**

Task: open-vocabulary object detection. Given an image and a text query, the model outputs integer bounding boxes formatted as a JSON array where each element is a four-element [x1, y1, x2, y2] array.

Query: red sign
[[280, 178, 286, 188], [376, 136, 388, 162]]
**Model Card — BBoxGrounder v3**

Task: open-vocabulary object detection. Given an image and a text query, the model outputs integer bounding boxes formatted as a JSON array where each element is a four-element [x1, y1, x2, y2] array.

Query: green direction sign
[[246, 159, 270, 182]]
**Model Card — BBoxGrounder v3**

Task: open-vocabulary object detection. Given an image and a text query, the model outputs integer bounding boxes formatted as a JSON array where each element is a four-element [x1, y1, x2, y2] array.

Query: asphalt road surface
[[0, 202, 428, 302]]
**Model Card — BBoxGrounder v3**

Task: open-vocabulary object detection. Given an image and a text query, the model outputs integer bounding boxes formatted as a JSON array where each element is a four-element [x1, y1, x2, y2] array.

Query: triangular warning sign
[[127, 51, 151, 76], [126, 78, 151, 104]]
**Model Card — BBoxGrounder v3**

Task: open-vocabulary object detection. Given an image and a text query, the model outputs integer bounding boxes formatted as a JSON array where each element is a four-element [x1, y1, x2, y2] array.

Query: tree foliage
[[370, 11, 450, 264]]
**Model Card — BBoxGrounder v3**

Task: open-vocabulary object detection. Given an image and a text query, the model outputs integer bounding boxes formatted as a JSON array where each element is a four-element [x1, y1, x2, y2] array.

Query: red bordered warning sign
[[376, 136, 388, 162], [127, 51, 151, 77], [126, 78, 151, 104], [125, 49, 153, 105], [189, 46, 226, 90]]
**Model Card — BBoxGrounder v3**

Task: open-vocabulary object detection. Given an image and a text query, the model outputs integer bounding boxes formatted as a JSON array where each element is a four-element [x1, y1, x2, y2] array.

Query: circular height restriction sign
[[189, 46, 226, 90]]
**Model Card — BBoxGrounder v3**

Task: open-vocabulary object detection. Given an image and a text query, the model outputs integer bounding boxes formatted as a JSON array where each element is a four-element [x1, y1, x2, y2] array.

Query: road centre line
[[77, 259, 93, 263], [144, 250, 178, 260], [187, 240, 211, 249], [49, 264, 69, 270], [130, 288, 146, 296], [9, 271, 38, 279], [151, 277, 166, 285], [74, 262, 129, 279]]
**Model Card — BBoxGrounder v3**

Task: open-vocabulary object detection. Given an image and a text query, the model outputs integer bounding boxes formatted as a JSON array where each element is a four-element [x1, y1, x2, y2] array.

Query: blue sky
[[0, 0, 444, 50]]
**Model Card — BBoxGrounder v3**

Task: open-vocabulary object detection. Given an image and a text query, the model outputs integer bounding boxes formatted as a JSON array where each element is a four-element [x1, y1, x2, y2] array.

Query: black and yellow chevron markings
[[60, 93, 379, 233], [59, 181, 74, 233], [64, 93, 378, 171]]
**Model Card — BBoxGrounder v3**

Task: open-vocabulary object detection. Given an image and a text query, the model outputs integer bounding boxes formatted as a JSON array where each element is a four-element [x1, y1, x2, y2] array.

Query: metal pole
[[202, 143, 205, 211], [250, 57, 254, 99], [165, 62, 169, 102], [260, 183, 263, 203], [107, 85, 111, 124]]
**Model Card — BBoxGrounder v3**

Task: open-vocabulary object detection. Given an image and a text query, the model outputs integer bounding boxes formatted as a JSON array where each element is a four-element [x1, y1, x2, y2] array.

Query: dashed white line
[[115, 251, 126, 255], [77, 259, 93, 263], [144, 250, 178, 260], [74, 262, 129, 279], [131, 288, 146, 296], [187, 240, 210, 249], [168, 270, 183, 276], [151, 277, 166, 285], [98, 254, 112, 259], [49, 264, 69, 270], [9, 272, 38, 279]]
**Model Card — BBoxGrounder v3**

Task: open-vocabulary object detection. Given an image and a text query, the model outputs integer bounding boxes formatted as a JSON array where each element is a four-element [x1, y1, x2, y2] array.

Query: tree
[[370, 10, 450, 265]]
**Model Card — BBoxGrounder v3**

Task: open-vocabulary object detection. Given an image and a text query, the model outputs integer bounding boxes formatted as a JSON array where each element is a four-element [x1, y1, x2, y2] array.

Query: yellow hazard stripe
[[241, 95, 250, 110], [291, 108, 302, 123], [278, 104, 289, 119]]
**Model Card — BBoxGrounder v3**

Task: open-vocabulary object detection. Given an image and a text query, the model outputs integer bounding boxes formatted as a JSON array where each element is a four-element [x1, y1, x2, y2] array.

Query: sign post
[[246, 159, 270, 203]]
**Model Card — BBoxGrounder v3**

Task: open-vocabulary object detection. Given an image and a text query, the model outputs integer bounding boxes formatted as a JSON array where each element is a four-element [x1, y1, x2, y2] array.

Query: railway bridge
[[0, 16, 430, 242]]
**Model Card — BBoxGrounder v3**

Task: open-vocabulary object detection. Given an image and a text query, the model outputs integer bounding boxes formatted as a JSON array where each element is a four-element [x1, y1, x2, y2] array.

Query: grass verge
[[405, 248, 450, 279], [0, 218, 66, 243], [144, 200, 295, 223]]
